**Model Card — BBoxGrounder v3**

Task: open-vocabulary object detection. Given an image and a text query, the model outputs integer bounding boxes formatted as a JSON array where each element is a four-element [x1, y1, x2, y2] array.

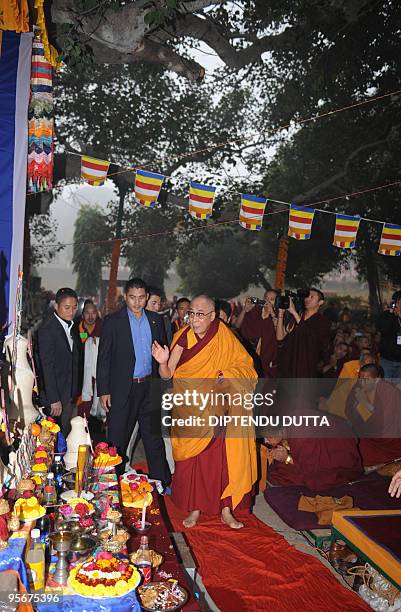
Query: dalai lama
[[152, 295, 257, 530]]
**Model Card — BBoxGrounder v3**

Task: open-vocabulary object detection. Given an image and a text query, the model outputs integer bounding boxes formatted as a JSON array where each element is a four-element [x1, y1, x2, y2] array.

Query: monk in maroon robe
[[265, 406, 363, 490], [277, 289, 331, 378], [237, 291, 278, 378], [345, 363, 401, 466]]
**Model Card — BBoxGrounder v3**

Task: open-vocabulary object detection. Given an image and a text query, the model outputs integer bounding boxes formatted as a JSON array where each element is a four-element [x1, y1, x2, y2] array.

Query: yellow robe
[[171, 321, 258, 509]]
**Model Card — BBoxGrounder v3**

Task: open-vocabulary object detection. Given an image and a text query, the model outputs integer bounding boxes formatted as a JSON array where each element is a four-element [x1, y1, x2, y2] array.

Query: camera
[[274, 289, 309, 313], [249, 297, 266, 306]]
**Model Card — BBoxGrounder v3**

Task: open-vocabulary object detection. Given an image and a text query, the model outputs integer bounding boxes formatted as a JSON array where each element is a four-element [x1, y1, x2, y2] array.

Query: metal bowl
[[69, 534, 98, 560], [56, 517, 95, 535]]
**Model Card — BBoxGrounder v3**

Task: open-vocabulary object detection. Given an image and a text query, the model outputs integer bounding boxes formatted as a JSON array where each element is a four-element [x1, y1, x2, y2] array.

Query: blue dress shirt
[[127, 309, 152, 377]]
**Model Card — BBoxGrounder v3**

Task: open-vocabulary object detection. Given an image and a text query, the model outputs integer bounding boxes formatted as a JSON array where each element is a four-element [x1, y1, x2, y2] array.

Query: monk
[[319, 350, 376, 419], [265, 407, 363, 491], [152, 295, 257, 529], [276, 288, 331, 378], [236, 291, 279, 378], [345, 363, 401, 467]]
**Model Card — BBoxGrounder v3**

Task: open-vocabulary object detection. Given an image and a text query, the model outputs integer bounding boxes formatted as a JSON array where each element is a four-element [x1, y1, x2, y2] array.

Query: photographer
[[236, 290, 278, 378], [277, 288, 331, 378], [376, 290, 401, 379]]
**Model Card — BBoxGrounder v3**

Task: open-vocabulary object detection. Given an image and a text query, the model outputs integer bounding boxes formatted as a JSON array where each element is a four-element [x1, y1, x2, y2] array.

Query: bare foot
[[183, 510, 200, 528], [221, 507, 244, 529]]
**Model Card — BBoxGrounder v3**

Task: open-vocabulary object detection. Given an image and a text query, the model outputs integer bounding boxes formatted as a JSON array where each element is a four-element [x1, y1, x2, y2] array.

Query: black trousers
[[107, 380, 171, 485]]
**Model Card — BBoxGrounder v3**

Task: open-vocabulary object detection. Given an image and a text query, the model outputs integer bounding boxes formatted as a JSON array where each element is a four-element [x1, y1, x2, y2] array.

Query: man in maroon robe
[[266, 407, 363, 491], [236, 290, 278, 378], [277, 288, 331, 378], [345, 363, 401, 466]]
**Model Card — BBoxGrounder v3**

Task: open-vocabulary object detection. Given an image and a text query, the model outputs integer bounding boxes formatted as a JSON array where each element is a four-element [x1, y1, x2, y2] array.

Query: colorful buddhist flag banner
[[288, 204, 315, 240], [27, 37, 54, 193], [81, 156, 110, 186], [239, 194, 267, 231], [378, 223, 401, 256], [188, 181, 216, 219], [0, 31, 32, 329], [333, 214, 361, 249], [135, 169, 164, 208]]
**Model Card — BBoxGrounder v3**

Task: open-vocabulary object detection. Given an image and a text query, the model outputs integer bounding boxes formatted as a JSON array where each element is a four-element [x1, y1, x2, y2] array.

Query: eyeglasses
[[187, 310, 214, 320]]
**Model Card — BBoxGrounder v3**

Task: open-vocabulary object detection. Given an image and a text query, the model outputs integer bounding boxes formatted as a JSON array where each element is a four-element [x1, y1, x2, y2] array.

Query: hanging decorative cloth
[[0, 0, 29, 33], [81, 156, 110, 186], [378, 223, 401, 256], [288, 204, 315, 240], [134, 169, 164, 208], [239, 194, 267, 230], [188, 181, 216, 219], [27, 36, 54, 193], [333, 214, 361, 249]]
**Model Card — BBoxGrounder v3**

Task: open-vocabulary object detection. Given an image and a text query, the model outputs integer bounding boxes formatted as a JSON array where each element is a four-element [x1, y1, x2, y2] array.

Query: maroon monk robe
[[171, 437, 251, 515], [277, 312, 331, 378], [240, 307, 278, 378], [268, 407, 363, 491], [345, 380, 401, 466]]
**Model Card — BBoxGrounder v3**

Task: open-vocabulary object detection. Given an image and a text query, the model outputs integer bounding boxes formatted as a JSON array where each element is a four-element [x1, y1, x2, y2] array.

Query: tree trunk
[[364, 247, 382, 316]]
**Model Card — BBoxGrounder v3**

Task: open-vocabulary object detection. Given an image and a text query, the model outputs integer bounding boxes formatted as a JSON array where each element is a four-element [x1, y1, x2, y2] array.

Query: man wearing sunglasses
[[152, 295, 257, 530]]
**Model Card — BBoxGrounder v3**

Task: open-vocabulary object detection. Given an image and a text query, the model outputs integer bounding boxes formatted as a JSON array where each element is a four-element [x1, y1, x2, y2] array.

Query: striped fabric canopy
[[189, 181, 216, 219], [288, 204, 315, 240], [239, 194, 267, 230], [333, 214, 360, 249], [135, 169, 164, 208], [81, 156, 110, 186], [378, 223, 401, 256]]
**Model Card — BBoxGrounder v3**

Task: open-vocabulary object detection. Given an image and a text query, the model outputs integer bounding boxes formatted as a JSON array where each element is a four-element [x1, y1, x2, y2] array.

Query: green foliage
[[72, 204, 112, 295], [177, 228, 267, 298], [29, 214, 63, 267]]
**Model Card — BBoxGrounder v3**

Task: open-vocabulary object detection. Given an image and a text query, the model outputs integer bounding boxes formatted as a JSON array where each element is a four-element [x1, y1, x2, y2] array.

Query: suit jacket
[[96, 306, 166, 410], [36, 314, 83, 407]]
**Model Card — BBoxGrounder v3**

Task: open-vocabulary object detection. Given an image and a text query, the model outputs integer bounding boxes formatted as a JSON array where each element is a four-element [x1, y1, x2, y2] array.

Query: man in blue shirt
[[97, 278, 170, 485]]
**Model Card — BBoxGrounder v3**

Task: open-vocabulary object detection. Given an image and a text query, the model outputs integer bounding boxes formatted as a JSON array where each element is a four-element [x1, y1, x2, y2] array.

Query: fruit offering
[[93, 442, 122, 468], [13, 495, 44, 520], [120, 474, 153, 508]]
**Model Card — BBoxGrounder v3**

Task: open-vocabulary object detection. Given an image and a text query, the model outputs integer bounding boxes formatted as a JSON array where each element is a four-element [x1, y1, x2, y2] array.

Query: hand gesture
[[288, 297, 297, 317], [100, 395, 111, 413], [389, 469, 401, 498], [50, 401, 62, 417], [268, 445, 288, 463], [152, 341, 170, 364], [244, 298, 255, 313]]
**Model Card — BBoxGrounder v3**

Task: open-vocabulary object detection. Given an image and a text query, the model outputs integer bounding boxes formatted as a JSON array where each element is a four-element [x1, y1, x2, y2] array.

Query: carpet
[[164, 498, 370, 612], [264, 473, 401, 530]]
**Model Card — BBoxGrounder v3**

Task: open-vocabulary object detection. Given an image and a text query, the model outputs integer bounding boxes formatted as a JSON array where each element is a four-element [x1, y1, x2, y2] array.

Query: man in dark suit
[[36, 288, 83, 437], [97, 278, 171, 485]]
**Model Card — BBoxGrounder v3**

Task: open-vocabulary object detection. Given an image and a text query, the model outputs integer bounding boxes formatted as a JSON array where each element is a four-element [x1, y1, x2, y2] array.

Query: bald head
[[191, 295, 215, 311], [188, 295, 216, 337]]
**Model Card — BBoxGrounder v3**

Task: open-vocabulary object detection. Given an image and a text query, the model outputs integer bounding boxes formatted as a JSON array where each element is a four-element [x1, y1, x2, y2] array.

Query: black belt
[[132, 375, 151, 383]]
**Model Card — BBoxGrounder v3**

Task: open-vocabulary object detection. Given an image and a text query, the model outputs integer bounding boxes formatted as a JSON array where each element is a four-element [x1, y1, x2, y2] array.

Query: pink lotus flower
[[129, 482, 139, 491], [139, 475, 147, 482], [116, 563, 127, 573], [108, 447, 117, 457], [47, 416, 55, 423], [127, 474, 138, 481], [79, 517, 94, 528], [60, 504, 73, 516]]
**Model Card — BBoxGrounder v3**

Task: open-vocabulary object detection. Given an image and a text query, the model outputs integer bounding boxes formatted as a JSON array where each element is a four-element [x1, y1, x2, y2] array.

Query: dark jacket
[[96, 306, 166, 409], [377, 311, 401, 362], [36, 314, 83, 407]]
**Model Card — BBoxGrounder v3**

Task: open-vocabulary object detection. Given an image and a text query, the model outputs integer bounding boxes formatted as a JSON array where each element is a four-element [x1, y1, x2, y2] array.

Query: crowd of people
[[29, 280, 401, 529]]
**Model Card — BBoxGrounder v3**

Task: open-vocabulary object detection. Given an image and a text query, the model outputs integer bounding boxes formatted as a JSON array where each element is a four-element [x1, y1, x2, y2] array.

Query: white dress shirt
[[54, 312, 73, 351]]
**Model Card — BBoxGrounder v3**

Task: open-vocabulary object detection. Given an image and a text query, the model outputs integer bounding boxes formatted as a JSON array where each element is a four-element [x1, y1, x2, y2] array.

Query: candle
[[141, 503, 147, 530]]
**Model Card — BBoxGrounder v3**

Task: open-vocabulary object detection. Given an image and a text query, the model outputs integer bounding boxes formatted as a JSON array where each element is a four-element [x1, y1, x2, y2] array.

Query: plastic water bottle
[[26, 528, 45, 590], [135, 536, 152, 584], [51, 456, 64, 493], [43, 473, 57, 506]]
